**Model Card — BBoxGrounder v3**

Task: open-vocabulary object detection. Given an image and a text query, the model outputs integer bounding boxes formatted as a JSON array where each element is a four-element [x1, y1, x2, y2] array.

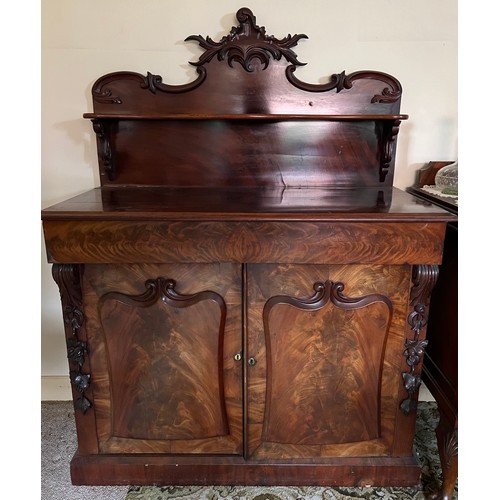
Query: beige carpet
[[41, 401, 128, 500], [42, 401, 456, 499]]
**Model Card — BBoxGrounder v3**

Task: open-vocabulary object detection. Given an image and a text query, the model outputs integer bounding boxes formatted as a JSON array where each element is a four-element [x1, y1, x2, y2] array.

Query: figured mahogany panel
[[81, 263, 243, 454], [246, 264, 411, 459], [98, 278, 227, 441], [43, 219, 447, 266], [108, 120, 384, 187], [262, 281, 393, 446]]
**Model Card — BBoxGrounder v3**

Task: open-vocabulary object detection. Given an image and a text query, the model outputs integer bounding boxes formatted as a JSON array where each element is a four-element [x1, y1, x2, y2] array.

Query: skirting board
[[41, 376, 72, 401], [41, 376, 435, 402]]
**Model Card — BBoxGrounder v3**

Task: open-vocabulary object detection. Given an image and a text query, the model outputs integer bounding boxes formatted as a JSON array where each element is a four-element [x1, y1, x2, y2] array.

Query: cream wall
[[41, 0, 458, 393]]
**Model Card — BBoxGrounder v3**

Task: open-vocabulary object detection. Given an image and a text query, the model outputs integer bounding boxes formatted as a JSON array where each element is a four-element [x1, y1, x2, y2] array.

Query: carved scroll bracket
[[378, 119, 401, 182], [52, 264, 92, 414], [400, 264, 439, 414], [92, 119, 116, 182], [381, 119, 401, 182]]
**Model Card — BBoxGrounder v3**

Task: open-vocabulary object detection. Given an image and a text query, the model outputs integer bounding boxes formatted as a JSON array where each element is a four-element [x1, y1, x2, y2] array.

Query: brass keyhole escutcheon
[[234, 353, 242, 361], [248, 357, 256, 366]]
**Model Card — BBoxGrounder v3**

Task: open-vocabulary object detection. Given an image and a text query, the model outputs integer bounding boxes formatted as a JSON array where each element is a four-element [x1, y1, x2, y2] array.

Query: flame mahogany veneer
[[42, 7, 456, 487]]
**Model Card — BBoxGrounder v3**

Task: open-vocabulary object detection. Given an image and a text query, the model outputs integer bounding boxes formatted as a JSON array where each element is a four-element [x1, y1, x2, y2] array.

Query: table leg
[[435, 408, 458, 500]]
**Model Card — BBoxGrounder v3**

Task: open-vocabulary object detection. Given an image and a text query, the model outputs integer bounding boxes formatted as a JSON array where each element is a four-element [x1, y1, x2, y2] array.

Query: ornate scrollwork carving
[[139, 69, 207, 94], [99, 277, 226, 312], [286, 67, 403, 103], [286, 67, 352, 93], [400, 265, 439, 414], [92, 67, 207, 105], [186, 7, 307, 72], [372, 86, 402, 104], [52, 264, 92, 415], [264, 280, 393, 315], [93, 84, 122, 105]]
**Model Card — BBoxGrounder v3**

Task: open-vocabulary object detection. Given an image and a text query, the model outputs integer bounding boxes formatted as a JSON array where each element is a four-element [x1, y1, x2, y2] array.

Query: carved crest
[[186, 7, 307, 71], [88, 6, 404, 114]]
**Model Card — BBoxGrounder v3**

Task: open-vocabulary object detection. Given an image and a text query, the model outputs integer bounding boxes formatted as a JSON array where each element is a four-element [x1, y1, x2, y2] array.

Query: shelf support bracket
[[92, 119, 116, 181]]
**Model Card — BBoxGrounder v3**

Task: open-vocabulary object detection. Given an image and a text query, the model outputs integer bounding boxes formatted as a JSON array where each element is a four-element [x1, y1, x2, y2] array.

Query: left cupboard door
[[80, 263, 243, 455]]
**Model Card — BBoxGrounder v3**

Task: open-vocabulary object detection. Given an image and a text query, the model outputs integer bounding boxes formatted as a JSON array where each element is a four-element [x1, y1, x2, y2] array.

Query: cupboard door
[[81, 263, 243, 455], [246, 264, 411, 459]]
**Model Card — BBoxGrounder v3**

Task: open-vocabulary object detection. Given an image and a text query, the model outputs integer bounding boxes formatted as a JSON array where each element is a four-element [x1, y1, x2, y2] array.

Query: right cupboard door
[[246, 264, 412, 460]]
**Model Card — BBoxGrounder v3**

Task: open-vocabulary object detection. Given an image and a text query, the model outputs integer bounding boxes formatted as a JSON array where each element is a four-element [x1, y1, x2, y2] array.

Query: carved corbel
[[92, 119, 116, 181], [400, 264, 439, 414], [379, 119, 401, 182], [52, 264, 92, 414]]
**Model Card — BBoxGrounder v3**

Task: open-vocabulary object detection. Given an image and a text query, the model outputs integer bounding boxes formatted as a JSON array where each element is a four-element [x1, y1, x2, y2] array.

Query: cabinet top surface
[[42, 186, 455, 223]]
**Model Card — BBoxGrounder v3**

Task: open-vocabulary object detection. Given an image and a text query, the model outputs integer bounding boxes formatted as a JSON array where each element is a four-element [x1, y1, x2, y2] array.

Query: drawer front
[[43, 220, 446, 265]]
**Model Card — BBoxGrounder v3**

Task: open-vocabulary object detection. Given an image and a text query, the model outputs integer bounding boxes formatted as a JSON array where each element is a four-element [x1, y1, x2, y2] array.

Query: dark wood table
[[408, 162, 458, 500]]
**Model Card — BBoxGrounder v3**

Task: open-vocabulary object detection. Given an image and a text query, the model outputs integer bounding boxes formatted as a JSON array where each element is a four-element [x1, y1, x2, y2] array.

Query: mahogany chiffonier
[[41, 8, 456, 487]]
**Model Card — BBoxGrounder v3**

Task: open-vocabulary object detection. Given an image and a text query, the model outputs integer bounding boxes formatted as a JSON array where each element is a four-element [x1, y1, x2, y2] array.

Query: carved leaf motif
[[403, 338, 428, 367], [67, 338, 88, 367], [70, 371, 91, 393], [400, 398, 418, 415], [75, 396, 92, 414], [52, 264, 93, 416], [63, 305, 84, 335], [402, 372, 421, 392], [400, 265, 438, 415]]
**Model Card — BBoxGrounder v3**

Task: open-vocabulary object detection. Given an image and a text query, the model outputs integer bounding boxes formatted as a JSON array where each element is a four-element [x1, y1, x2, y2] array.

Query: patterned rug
[[126, 402, 457, 499]]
